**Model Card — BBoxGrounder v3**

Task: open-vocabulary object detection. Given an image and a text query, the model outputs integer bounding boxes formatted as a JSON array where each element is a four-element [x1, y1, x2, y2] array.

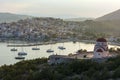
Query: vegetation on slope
[[1, 55, 120, 80]]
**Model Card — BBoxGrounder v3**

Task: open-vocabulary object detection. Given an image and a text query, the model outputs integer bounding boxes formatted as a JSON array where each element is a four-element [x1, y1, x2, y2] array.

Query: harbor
[[0, 41, 119, 66]]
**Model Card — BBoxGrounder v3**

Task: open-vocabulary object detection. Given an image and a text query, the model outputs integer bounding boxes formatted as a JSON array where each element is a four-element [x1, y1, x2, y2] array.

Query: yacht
[[73, 40, 76, 43], [46, 43, 54, 53], [46, 49, 54, 53], [58, 46, 66, 50], [57, 26, 66, 50], [10, 40, 18, 51], [18, 52, 27, 56], [32, 47, 40, 50], [32, 42, 40, 50], [11, 48, 17, 51], [18, 46, 27, 55]]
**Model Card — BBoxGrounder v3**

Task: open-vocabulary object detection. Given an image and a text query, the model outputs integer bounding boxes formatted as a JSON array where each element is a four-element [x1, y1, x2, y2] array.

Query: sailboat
[[58, 46, 66, 50], [58, 31, 66, 50], [10, 38, 17, 51], [46, 44, 54, 53], [18, 52, 27, 55], [18, 47, 27, 56], [32, 41, 40, 50], [32, 46, 40, 50], [58, 41, 66, 50], [46, 49, 54, 53], [11, 48, 17, 51], [15, 47, 26, 59]]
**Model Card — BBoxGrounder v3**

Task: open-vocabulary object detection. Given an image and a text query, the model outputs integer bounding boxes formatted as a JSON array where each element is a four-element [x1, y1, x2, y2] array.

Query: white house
[[48, 55, 74, 65]]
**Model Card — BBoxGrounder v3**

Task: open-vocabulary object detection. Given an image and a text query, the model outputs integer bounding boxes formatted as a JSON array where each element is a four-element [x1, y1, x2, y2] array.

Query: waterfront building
[[48, 55, 74, 65]]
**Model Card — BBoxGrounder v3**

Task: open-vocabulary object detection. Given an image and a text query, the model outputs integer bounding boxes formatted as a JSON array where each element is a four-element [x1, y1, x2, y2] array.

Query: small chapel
[[93, 38, 109, 58]]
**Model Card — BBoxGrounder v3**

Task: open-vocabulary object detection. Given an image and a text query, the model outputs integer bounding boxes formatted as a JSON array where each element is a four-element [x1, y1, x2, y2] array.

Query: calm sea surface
[[0, 42, 119, 66]]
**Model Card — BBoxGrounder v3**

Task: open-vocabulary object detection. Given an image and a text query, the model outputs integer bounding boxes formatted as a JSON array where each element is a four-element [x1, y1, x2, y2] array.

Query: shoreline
[[5, 39, 120, 47]]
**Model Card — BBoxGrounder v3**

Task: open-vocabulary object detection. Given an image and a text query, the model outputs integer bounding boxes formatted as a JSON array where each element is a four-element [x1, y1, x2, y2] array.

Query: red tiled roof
[[97, 38, 107, 42]]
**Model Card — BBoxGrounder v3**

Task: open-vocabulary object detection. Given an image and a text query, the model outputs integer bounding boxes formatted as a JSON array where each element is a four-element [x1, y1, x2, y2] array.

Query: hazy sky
[[0, 0, 120, 18]]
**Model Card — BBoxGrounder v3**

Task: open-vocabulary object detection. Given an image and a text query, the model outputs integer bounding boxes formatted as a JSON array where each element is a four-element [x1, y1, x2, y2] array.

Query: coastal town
[[0, 18, 78, 42], [0, 17, 120, 63], [0, 1, 120, 80], [0, 17, 120, 43]]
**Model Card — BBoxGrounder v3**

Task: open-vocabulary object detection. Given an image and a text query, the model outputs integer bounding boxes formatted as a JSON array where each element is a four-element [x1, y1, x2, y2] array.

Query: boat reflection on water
[[15, 56, 25, 60]]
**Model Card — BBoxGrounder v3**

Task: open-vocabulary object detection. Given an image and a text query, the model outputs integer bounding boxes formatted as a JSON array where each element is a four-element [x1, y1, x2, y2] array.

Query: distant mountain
[[95, 9, 120, 35], [64, 17, 94, 22], [96, 9, 120, 21], [0, 13, 32, 23]]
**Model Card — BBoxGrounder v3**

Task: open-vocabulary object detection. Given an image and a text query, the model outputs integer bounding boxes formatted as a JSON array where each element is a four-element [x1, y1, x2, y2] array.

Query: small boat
[[32, 41, 40, 50], [32, 47, 40, 50], [58, 46, 66, 50], [15, 56, 25, 59], [11, 48, 17, 51], [46, 49, 54, 53], [73, 40, 76, 43], [18, 52, 27, 56]]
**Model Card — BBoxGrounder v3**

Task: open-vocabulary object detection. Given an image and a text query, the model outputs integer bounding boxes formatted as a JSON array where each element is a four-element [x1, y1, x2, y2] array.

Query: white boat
[[46, 49, 54, 53], [18, 46, 27, 55], [73, 40, 76, 43], [10, 40, 17, 51], [46, 43, 54, 53], [58, 46, 66, 50], [15, 56, 25, 59], [32, 42, 40, 50], [58, 26, 66, 51], [32, 47, 40, 50], [18, 52, 27, 56], [11, 48, 17, 51]]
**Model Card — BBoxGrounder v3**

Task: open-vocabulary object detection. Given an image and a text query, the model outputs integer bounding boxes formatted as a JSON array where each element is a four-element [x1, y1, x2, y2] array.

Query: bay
[[0, 42, 119, 66]]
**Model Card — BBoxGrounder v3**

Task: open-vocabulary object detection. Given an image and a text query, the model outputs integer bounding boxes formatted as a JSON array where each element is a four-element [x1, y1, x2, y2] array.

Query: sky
[[0, 0, 120, 18]]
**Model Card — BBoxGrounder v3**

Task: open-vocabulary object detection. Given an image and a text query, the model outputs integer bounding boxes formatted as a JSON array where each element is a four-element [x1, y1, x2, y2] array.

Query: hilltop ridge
[[96, 9, 120, 21], [0, 12, 32, 23]]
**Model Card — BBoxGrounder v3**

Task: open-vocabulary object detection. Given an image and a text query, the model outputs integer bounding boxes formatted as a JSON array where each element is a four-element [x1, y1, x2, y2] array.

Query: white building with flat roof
[[48, 55, 74, 65]]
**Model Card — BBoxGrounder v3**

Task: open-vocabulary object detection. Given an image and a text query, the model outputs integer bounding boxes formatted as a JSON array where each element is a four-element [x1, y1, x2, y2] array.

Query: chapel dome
[[97, 38, 107, 42]]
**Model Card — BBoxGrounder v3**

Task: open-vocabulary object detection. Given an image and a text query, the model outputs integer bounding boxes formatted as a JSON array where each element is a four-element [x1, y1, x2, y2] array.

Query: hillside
[[1, 55, 120, 80], [0, 13, 32, 23], [95, 9, 120, 37], [0, 17, 120, 42], [96, 9, 120, 21]]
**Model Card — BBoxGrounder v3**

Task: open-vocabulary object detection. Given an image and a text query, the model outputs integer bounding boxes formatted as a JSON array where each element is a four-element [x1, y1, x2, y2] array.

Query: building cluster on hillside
[[0, 21, 49, 41], [0, 18, 82, 41], [0, 17, 119, 42]]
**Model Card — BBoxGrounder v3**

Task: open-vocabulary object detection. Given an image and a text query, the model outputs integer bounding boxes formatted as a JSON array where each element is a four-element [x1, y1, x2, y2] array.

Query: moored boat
[[11, 48, 17, 51], [32, 47, 40, 50], [18, 52, 27, 55], [46, 49, 54, 53], [58, 46, 66, 50]]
